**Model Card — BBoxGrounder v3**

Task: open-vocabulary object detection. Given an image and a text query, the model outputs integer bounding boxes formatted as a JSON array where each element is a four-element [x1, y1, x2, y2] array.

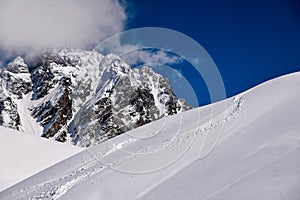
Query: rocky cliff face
[[0, 50, 192, 147], [0, 57, 31, 130]]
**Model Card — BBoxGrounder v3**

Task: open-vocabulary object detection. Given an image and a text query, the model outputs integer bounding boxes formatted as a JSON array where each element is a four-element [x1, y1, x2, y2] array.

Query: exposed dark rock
[[6, 57, 29, 74], [0, 97, 21, 130], [0, 50, 192, 147], [1, 57, 32, 99], [31, 64, 56, 100], [130, 88, 155, 127], [56, 131, 68, 143], [72, 55, 192, 147], [40, 77, 73, 139]]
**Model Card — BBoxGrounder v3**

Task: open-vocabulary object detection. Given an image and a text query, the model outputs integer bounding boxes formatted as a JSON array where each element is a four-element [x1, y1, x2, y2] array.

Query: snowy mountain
[[1, 72, 299, 199], [0, 50, 191, 147]]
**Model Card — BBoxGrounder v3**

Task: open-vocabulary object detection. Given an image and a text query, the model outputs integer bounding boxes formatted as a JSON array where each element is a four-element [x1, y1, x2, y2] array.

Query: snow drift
[[0, 127, 82, 191]]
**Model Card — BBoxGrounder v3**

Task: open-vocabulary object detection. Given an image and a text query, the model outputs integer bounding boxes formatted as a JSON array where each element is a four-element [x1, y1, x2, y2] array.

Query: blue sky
[[125, 0, 300, 106], [0, 0, 299, 107]]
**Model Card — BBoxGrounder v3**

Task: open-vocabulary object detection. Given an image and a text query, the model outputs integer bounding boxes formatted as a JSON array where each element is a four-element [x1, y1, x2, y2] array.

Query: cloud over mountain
[[0, 0, 127, 56]]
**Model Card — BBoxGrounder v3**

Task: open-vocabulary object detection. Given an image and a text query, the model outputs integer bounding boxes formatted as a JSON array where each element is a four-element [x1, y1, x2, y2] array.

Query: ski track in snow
[[2, 96, 245, 200]]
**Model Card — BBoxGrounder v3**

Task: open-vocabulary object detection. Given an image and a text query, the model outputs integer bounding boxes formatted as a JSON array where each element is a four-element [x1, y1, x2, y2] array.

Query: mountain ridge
[[0, 49, 191, 147]]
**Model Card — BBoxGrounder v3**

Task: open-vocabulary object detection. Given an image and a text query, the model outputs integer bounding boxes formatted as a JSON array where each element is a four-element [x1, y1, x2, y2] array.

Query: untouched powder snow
[[0, 72, 299, 200], [0, 128, 82, 192]]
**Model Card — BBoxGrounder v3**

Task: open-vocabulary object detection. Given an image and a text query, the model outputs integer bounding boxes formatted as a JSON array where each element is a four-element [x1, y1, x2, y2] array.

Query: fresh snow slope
[[0, 127, 82, 192], [1, 72, 299, 200]]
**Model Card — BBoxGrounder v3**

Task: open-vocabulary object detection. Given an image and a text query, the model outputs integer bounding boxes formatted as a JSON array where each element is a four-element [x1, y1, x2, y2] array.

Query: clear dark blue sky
[[126, 0, 300, 106]]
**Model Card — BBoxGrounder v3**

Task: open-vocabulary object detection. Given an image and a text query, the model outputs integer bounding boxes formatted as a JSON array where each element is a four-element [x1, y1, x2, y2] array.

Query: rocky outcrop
[[0, 57, 31, 130], [1, 57, 32, 99], [0, 97, 21, 130], [32, 77, 72, 140], [31, 63, 56, 100], [71, 54, 191, 147], [28, 50, 103, 141], [0, 50, 192, 147]]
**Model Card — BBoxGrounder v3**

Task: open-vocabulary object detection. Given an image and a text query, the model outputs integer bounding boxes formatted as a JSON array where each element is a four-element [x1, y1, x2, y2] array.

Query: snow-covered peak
[[73, 55, 191, 147], [54, 49, 104, 68], [0, 49, 191, 147], [0, 57, 32, 100], [100, 53, 130, 75], [6, 57, 29, 74]]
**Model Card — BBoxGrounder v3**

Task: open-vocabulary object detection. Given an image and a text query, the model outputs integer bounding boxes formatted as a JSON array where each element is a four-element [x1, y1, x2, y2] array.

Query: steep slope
[[0, 50, 191, 146], [0, 127, 82, 192], [1, 72, 299, 199]]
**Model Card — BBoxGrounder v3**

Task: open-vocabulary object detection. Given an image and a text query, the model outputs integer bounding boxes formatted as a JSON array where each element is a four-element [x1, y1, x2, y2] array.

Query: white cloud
[[0, 0, 127, 57], [121, 49, 183, 66]]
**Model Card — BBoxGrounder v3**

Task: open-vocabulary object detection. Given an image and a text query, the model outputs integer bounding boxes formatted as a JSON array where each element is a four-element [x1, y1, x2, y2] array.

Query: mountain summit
[[0, 50, 191, 147]]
